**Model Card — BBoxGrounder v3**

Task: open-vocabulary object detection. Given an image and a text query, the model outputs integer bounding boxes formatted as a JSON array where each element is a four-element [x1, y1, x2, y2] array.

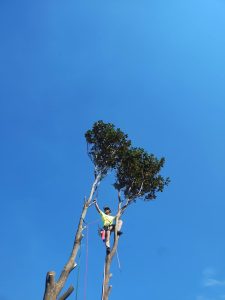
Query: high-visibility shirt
[[100, 210, 116, 226]]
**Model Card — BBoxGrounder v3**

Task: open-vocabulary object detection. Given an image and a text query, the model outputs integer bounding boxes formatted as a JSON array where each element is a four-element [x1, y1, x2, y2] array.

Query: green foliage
[[85, 120, 170, 202], [114, 147, 170, 201], [85, 120, 131, 176]]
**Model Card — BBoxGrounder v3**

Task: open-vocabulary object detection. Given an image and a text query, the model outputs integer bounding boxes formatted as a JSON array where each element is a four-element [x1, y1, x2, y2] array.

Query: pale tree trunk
[[101, 205, 122, 300], [43, 174, 101, 300]]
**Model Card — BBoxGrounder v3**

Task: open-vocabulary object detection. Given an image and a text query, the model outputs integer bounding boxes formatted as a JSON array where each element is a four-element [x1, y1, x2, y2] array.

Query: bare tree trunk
[[43, 174, 101, 300], [101, 211, 121, 300]]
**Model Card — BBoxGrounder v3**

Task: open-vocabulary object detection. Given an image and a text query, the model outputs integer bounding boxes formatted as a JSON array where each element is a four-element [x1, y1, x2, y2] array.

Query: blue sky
[[0, 0, 225, 299]]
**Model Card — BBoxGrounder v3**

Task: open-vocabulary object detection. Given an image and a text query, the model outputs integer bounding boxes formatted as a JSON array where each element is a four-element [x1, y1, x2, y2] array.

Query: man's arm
[[93, 199, 101, 214]]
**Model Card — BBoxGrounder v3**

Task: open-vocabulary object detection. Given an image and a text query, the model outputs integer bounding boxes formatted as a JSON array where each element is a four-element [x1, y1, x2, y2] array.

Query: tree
[[43, 120, 169, 300], [98, 144, 170, 300]]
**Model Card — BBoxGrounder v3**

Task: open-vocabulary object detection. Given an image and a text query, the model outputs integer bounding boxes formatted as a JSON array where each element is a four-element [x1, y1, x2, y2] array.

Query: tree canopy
[[43, 120, 170, 300], [85, 120, 170, 205], [85, 120, 131, 176]]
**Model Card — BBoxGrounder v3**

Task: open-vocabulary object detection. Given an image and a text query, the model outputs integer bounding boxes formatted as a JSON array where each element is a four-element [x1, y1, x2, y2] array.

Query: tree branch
[[137, 180, 144, 197], [117, 190, 122, 203], [121, 198, 132, 214], [43, 174, 102, 300], [102, 209, 122, 300], [127, 181, 134, 194], [43, 272, 56, 300], [88, 173, 102, 204], [117, 191, 122, 212], [107, 285, 112, 298], [58, 286, 74, 300]]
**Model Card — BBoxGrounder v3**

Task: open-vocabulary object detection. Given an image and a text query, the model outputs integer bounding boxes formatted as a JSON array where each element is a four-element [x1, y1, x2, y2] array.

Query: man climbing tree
[[42, 120, 169, 300], [93, 199, 123, 254], [85, 121, 170, 300]]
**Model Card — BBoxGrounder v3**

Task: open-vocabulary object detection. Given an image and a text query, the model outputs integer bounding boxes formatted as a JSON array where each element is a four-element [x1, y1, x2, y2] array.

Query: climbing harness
[[78, 210, 121, 300]]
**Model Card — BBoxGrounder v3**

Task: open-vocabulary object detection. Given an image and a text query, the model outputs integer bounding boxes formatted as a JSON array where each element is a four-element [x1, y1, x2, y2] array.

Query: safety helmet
[[103, 206, 111, 213]]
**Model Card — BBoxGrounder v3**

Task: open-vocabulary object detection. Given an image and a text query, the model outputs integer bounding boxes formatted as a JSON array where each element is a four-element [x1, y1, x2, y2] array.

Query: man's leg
[[105, 227, 111, 254], [105, 230, 110, 248]]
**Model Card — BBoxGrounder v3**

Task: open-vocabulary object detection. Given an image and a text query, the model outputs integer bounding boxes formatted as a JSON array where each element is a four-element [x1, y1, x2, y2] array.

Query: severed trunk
[[43, 174, 101, 300]]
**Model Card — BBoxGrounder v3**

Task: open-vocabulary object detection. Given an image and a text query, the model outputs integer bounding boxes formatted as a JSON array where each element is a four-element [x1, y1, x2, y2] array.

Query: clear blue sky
[[0, 0, 225, 300]]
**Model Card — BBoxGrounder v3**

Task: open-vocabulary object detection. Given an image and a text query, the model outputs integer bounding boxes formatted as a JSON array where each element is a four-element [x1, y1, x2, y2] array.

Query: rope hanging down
[[79, 215, 121, 300], [81, 218, 99, 300], [116, 249, 121, 271]]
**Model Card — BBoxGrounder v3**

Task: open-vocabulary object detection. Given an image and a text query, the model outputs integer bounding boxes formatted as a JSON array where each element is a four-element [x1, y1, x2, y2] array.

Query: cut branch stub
[[43, 271, 56, 300]]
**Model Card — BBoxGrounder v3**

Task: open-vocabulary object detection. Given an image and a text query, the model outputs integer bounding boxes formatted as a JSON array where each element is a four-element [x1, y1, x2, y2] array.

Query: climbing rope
[[78, 207, 122, 300], [82, 218, 99, 300], [116, 249, 121, 271], [101, 261, 106, 300]]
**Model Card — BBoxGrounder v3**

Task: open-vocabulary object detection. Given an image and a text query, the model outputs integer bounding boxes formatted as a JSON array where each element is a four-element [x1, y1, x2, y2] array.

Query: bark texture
[[43, 175, 101, 300], [101, 202, 122, 300]]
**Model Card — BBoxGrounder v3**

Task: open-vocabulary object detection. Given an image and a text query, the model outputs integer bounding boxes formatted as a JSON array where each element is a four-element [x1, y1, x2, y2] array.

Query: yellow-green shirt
[[100, 210, 116, 226]]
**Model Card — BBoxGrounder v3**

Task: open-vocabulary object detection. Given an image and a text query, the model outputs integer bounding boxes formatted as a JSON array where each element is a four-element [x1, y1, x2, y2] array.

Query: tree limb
[[121, 198, 132, 214], [58, 286, 74, 300], [102, 209, 122, 300], [43, 272, 56, 300], [43, 174, 101, 300], [117, 190, 122, 204], [137, 181, 144, 196]]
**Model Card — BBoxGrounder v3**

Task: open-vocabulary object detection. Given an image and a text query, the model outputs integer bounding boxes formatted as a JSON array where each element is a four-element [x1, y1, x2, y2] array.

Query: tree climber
[[93, 199, 123, 254]]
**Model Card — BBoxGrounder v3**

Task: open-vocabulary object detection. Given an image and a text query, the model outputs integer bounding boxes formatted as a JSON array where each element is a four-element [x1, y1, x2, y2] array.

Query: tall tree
[[43, 121, 169, 300], [43, 121, 130, 300]]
